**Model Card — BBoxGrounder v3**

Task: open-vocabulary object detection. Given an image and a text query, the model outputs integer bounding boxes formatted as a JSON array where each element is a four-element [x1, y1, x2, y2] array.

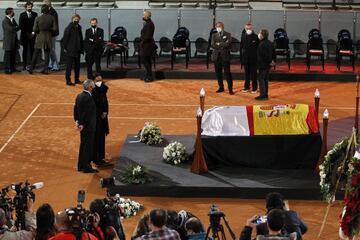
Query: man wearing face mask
[[62, 14, 84, 86], [2, 8, 20, 74], [241, 23, 259, 94], [73, 79, 98, 173], [19, 2, 38, 71], [92, 74, 113, 168], [211, 22, 233, 95], [140, 10, 156, 83], [85, 18, 104, 79], [256, 29, 274, 101]]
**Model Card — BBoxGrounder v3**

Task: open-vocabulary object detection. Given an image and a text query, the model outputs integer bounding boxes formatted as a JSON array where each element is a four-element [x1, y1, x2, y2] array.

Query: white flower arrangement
[[121, 164, 151, 184], [163, 141, 188, 165], [118, 197, 144, 218], [139, 122, 163, 145]]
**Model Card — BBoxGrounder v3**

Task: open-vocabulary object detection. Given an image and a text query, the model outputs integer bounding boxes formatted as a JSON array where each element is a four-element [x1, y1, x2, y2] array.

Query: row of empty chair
[[148, 0, 249, 8], [16, 1, 116, 8], [282, 0, 360, 9], [106, 26, 357, 71]]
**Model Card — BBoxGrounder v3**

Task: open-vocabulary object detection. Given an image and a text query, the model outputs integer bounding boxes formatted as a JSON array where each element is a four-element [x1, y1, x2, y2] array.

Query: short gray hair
[[83, 79, 94, 90]]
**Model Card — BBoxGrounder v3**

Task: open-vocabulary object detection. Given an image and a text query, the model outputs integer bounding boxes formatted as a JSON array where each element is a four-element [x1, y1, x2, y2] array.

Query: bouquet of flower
[[139, 122, 163, 145], [339, 152, 360, 240], [163, 141, 188, 165], [118, 197, 144, 218], [121, 165, 151, 184], [319, 138, 349, 202]]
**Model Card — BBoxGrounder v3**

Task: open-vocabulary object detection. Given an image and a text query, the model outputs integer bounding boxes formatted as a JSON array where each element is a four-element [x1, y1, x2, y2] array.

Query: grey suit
[[211, 30, 233, 92], [29, 13, 57, 73], [2, 16, 19, 73]]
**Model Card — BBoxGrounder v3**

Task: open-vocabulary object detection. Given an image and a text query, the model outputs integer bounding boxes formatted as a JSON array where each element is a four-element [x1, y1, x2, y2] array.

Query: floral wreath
[[138, 122, 163, 145], [163, 141, 189, 165]]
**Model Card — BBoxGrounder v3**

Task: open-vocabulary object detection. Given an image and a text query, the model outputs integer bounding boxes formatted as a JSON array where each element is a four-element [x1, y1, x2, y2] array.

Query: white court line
[[39, 102, 358, 110], [0, 103, 41, 153], [31, 116, 195, 120]]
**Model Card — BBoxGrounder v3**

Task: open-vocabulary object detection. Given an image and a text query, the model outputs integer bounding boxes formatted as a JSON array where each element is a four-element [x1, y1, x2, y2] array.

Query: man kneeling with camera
[[0, 197, 36, 240]]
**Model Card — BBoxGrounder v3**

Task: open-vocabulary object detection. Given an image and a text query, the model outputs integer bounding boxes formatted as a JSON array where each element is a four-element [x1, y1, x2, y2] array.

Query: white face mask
[[246, 29, 252, 35], [216, 27, 222, 33], [258, 33, 263, 40], [95, 81, 102, 87]]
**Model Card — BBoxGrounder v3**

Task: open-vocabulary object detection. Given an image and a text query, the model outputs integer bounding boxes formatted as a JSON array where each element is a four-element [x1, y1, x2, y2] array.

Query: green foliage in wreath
[[121, 165, 152, 184]]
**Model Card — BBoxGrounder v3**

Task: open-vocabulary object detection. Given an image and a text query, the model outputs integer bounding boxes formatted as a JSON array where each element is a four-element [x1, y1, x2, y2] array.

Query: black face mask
[[142, 17, 147, 22], [91, 25, 97, 29], [73, 21, 79, 25]]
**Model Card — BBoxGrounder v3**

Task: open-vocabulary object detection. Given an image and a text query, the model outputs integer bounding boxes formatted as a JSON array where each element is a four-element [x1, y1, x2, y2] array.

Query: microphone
[[31, 182, 44, 190]]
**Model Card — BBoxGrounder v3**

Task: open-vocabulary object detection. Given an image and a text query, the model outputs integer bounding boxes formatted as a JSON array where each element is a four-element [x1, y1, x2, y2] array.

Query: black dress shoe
[[75, 80, 83, 84], [229, 90, 234, 95], [95, 160, 114, 168], [41, 70, 49, 75], [83, 168, 99, 173], [66, 82, 75, 86], [255, 96, 269, 101], [216, 88, 224, 93], [27, 69, 33, 74]]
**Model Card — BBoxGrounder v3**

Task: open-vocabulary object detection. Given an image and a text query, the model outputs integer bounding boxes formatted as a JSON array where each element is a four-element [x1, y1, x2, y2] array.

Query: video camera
[[205, 205, 236, 240], [208, 204, 225, 229]]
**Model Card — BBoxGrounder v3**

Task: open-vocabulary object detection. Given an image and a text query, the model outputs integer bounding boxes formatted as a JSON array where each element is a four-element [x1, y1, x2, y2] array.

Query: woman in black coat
[[140, 10, 156, 83]]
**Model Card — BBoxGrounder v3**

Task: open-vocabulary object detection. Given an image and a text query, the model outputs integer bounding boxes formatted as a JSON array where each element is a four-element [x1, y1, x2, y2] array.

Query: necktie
[[28, 12, 31, 18]]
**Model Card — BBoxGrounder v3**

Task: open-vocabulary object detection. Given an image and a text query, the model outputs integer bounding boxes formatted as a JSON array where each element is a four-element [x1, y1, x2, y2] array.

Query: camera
[[208, 204, 225, 228], [101, 194, 125, 240], [253, 215, 267, 225]]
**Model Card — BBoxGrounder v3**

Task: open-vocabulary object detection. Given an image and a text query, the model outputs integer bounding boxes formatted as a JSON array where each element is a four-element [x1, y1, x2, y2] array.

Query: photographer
[[35, 203, 56, 240], [50, 211, 97, 240], [89, 198, 125, 240], [184, 217, 206, 240], [0, 197, 36, 240], [132, 214, 150, 240]]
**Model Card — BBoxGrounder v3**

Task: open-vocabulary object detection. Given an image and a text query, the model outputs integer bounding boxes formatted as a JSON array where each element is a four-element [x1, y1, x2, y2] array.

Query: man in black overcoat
[[19, 2, 37, 70], [92, 74, 113, 168], [85, 18, 104, 79], [140, 10, 156, 83], [2, 8, 19, 74], [62, 14, 84, 86], [73, 79, 98, 173], [241, 23, 259, 94]]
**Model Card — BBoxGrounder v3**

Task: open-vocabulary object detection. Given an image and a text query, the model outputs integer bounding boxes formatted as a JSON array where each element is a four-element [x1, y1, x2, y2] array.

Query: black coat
[[140, 19, 155, 57], [18, 11, 38, 46], [85, 27, 104, 58], [92, 84, 109, 135], [49, 6, 59, 37], [2, 17, 19, 51], [257, 39, 274, 69], [241, 31, 259, 64], [73, 91, 96, 132], [62, 22, 84, 57], [211, 31, 231, 62]]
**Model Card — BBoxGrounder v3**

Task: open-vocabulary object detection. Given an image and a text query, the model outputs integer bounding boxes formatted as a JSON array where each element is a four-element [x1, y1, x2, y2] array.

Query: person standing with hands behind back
[[140, 10, 155, 83], [241, 23, 259, 94], [255, 29, 274, 101], [211, 22, 233, 95]]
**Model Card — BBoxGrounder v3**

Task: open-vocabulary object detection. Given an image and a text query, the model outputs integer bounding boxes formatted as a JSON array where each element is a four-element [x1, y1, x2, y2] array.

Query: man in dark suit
[[140, 10, 156, 83], [19, 2, 37, 71], [241, 23, 259, 94], [211, 22, 233, 95], [2, 8, 20, 74], [28, 4, 57, 74], [92, 74, 113, 168], [73, 79, 98, 173], [62, 14, 84, 86], [44, 0, 60, 71], [85, 18, 104, 79], [256, 29, 274, 101]]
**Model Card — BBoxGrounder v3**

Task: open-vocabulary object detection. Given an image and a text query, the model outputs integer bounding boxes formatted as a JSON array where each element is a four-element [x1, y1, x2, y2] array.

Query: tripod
[[205, 215, 236, 240]]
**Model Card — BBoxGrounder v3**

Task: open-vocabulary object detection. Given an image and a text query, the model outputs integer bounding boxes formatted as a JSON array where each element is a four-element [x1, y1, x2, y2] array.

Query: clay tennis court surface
[[0, 72, 357, 239]]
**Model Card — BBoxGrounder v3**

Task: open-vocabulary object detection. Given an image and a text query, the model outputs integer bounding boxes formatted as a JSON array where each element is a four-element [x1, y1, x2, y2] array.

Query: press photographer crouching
[[0, 197, 36, 240]]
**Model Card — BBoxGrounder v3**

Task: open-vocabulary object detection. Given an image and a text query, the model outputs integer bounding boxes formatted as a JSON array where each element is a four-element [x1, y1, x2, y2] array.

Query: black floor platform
[[108, 135, 334, 200]]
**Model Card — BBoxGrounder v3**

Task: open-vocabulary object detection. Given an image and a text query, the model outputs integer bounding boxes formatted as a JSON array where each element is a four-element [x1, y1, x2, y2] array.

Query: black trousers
[[22, 41, 35, 69], [78, 130, 95, 170], [258, 67, 270, 97], [141, 55, 152, 79], [93, 117, 106, 164], [4, 50, 17, 72], [66, 54, 80, 83], [86, 51, 101, 79], [244, 62, 257, 91], [30, 48, 50, 72], [214, 58, 233, 91]]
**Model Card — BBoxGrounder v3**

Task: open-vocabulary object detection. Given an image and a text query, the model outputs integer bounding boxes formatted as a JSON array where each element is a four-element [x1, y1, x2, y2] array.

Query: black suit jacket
[[74, 91, 96, 132], [85, 27, 104, 56], [62, 22, 84, 57], [49, 6, 59, 36], [18, 11, 38, 45], [2, 17, 19, 51], [92, 84, 109, 135], [211, 31, 231, 62], [140, 19, 155, 57], [241, 32, 259, 64], [257, 39, 274, 69]]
